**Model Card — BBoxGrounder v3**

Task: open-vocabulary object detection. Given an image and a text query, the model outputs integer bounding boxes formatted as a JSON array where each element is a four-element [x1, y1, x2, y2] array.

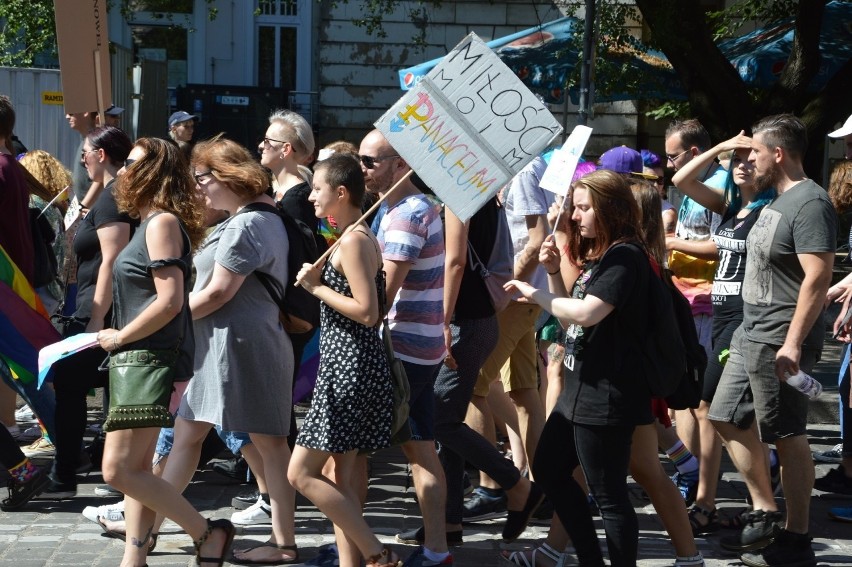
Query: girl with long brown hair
[[505, 169, 654, 566], [94, 137, 231, 567]]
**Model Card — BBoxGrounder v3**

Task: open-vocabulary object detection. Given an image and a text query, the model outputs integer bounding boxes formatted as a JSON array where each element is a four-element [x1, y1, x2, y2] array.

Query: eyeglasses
[[260, 136, 289, 149], [194, 170, 215, 184], [124, 158, 136, 169], [666, 148, 690, 164], [81, 148, 97, 160], [359, 154, 399, 169]]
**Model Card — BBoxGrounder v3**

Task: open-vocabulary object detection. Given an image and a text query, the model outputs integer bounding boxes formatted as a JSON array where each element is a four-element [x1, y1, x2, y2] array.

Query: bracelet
[[112, 333, 119, 351], [547, 268, 561, 275]]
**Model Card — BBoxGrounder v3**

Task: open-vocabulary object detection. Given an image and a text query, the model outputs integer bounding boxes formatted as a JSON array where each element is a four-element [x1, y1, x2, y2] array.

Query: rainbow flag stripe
[[0, 245, 60, 384]]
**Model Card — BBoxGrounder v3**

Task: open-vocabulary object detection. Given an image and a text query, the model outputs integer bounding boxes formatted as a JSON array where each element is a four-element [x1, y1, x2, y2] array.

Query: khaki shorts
[[474, 301, 542, 396]]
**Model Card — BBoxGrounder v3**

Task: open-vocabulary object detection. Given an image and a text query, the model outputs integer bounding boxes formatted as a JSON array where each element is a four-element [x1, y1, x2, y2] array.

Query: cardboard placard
[[53, 0, 112, 115], [540, 125, 593, 196], [376, 33, 562, 222]]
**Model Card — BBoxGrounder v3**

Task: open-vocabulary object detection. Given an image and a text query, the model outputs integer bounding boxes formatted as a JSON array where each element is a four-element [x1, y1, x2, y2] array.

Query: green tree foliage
[[0, 0, 57, 67]]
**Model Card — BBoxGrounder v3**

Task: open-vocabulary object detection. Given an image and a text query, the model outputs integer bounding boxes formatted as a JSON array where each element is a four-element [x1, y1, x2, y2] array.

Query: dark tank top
[[111, 212, 195, 381]]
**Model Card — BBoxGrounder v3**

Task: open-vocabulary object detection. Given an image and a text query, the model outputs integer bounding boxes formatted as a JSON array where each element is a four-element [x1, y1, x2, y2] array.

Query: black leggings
[[51, 347, 109, 485], [533, 411, 636, 567]]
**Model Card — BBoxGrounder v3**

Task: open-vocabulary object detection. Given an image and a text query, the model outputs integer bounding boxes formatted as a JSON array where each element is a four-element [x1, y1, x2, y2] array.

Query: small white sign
[[540, 125, 593, 196], [219, 95, 249, 106], [376, 33, 562, 222]]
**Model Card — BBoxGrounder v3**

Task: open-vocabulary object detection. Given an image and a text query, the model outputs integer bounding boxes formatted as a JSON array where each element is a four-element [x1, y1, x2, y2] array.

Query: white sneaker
[[82, 500, 125, 524], [230, 497, 272, 525], [22, 437, 55, 458], [15, 405, 35, 422]]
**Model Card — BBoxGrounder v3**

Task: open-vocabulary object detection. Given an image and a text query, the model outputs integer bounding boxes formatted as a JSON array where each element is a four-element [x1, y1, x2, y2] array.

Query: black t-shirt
[[455, 197, 499, 321], [275, 181, 327, 253], [711, 205, 764, 322], [556, 242, 653, 427], [72, 180, 136, 322]]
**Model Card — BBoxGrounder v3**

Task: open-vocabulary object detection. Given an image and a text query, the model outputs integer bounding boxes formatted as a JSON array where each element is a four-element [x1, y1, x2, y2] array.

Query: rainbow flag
[[318, 217, 341, 247], [0, 245, 61, 384]]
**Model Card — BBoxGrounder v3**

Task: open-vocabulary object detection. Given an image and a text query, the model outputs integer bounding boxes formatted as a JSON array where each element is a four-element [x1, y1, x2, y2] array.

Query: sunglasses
[[124, 158, 136, 169], [359, 154, 399, 169]]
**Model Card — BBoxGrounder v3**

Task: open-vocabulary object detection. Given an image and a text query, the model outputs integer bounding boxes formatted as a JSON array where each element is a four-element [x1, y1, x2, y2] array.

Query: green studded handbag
[[102, 349, 177, 432]]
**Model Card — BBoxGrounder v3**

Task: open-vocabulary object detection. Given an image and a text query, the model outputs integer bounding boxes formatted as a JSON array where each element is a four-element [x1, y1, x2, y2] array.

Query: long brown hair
[[829, 160, 852, 214], [630, 179, 666, 266], [191, 134, 270, 199], [565, 169, 645, 263], [116, 137, 205, 250]]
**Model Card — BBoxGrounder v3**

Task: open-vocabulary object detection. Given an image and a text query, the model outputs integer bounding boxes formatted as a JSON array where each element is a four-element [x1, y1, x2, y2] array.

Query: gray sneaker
[[720, 509, 783, 553], [813, 443, 843, 464]]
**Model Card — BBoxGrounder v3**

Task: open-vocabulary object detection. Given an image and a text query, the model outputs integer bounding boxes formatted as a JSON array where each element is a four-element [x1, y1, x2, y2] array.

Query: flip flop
[[231, 543, 299, 565], [98, 516, 126, 541]]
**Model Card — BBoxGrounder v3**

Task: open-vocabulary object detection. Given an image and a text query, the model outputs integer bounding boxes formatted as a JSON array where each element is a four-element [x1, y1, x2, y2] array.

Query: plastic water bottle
[[784, 370, 823, 399]]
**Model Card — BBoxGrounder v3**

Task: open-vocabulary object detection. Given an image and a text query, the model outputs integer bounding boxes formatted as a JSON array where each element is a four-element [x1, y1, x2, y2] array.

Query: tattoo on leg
[[131, 527, 153, 548]]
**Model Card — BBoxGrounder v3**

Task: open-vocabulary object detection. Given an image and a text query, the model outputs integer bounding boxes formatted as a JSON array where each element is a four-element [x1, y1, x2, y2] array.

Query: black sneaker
[[212, 456, 252, 482], [231, 488, 260, 510], [33, 477, 77, 500], [813, 464, 852, 495], [462, 488, 507, 523], [0, 466, 51, 511], [395, 525, 463, 546], [740, 529, 816, 567], [720, 509, 783, 553]]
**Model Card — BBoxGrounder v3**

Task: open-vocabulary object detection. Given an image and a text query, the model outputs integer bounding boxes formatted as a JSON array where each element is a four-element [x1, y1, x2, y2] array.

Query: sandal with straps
[[500, 541, 566, 566], [365, 545, 402, 567], [194, 518, 236, 566], [720, 507, 751, 530], [688, 505, 721, 536]]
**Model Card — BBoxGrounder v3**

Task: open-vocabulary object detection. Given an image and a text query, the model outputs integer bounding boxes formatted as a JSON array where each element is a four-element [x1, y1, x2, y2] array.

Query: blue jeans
[[402, 360, 442, 441]]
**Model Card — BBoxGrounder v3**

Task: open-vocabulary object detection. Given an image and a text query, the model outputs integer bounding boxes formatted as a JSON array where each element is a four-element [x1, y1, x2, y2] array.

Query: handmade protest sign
[[540, 125, 593, 196], [376, 33, 563, 222], [54, 0, 112, 116]]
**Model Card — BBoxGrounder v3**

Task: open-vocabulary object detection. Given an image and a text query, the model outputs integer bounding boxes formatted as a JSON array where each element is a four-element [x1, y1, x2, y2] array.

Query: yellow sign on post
[[41, 92, 64, 105], [53, 0, 112, 116]]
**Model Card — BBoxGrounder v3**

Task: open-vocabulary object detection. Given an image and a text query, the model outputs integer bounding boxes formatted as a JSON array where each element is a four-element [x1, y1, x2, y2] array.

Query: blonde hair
[[19, 150, 72, 198]]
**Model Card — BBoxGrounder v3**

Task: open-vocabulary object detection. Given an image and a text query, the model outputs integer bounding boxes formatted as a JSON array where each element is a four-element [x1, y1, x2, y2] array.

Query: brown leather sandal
[[366, 545, 402, 567]]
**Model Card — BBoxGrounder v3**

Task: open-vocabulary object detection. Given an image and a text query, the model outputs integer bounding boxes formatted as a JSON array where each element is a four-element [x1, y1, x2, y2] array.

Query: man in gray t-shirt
[[709, 115, 835, 565]]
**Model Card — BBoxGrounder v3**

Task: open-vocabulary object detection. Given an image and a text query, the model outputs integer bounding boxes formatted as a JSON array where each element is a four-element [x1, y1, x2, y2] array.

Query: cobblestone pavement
[[1, 419, 850, 566]]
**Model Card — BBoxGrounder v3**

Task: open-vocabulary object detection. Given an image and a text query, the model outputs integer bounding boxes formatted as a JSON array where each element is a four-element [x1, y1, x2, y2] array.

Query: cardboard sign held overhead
[[376, 33, 563, 222], [53, 0, 112, 115]]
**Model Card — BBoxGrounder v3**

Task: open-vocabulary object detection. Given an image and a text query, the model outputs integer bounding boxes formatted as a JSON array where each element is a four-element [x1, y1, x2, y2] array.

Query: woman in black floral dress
[[289, 154, 399, 567]]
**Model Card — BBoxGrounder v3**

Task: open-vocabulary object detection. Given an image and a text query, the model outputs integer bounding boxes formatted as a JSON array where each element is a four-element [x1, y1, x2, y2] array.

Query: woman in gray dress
[[157, 135, 298, 565], [95, 138, 233, 566]]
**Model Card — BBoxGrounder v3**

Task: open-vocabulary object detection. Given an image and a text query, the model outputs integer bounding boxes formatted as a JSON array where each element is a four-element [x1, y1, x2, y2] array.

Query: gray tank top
[[111, 212, 195, 381]]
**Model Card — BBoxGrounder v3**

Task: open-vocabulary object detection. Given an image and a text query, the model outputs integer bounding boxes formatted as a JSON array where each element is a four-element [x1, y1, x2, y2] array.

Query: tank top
[[711, 205, 764, 321], [111, 212, 195, 381]]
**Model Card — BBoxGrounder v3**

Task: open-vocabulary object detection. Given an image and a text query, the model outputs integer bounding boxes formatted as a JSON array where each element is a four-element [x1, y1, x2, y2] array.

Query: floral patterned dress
[[296, 261, 393, 453]]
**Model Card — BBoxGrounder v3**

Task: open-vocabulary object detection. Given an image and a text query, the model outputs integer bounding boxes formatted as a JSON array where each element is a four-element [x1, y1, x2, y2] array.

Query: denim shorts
[[708, 326, 817, 442], [403, 360, 442, 441]]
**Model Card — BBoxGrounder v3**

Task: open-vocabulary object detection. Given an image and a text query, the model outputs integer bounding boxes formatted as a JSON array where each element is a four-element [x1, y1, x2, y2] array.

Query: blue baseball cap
[[168, 111, 197, 128]]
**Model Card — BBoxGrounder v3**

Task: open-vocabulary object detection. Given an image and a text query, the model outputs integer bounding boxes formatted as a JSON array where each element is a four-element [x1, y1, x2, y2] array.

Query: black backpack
[[641, 254, 706, 409], [238, 202, 321, 335], [29, 207, 59, 288]]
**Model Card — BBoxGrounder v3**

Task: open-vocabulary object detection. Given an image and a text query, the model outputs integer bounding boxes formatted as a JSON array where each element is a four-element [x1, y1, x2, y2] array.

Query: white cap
[[828, 114, 852, 138]]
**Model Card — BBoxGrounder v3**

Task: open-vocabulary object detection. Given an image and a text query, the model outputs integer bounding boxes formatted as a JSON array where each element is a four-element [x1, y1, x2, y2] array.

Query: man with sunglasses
[[66, 110, 99, 208], [663, 119, 729, 513]]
